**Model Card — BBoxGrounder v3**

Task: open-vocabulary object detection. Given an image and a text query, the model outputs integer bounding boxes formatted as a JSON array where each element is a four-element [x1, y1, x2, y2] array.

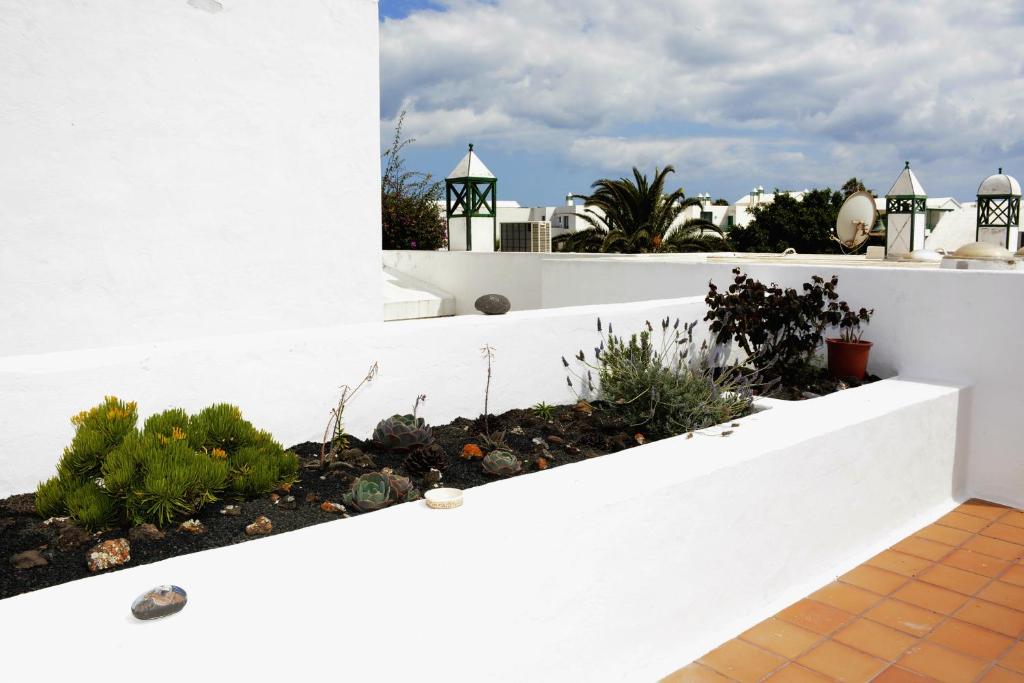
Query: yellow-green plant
[[35, 398, 298, 530]]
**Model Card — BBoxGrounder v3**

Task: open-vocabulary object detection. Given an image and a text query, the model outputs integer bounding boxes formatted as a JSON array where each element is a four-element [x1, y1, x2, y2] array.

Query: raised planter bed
[[0, 379, 963, 682]]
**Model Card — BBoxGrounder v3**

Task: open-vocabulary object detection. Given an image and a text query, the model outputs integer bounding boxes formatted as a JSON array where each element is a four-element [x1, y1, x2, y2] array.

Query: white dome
[[901, 249, 944, 263], [946, 241, 1015, 260], [977, 169, 1021, 197]]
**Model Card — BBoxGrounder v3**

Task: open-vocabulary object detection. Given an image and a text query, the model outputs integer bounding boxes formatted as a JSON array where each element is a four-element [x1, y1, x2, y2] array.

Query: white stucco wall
[[541, 258, 1024, 508], [0, 378, 961, 682], [0, 0, 382, 356]]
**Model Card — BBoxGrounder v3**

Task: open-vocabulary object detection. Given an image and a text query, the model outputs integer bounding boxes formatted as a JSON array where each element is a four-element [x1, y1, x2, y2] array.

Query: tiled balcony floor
[[663, 500, 1024, 683]]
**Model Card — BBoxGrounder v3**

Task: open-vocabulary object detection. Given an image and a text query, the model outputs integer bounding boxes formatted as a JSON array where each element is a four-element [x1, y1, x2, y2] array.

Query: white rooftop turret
[[446, 143, 495, 180], [886, 161, 927, 197], [975, 167, 1021, 250], [978, 168, 1021, 197]]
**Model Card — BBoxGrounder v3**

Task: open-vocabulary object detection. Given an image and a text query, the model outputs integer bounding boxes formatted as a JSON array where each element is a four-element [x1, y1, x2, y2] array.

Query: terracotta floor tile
[[962, 535, 1024, 562], [919, 564, 991, 595], [1001, 564, 1024, 587], [840, 565, 910, 595], [764, 664, 833, 682], [983, 523, 1024, 546], [796, 640, 886, 682], [776, 599, 855, 636], [958, 500, 1010, 521], [833, 617, 917, 660], [892, 580, 970, 615], [981, 668, 1024, 683], [1000, 511, 1024, 529], [873, 667, 941, 683], [863, 598, 945, 636], [894, 537, 957, 562], [867, 550, 934, 578], [699, 638, 786, 683], [809, 582, 883, 614], [978, 581, 1024, 611], [915, 524, 974, 547], [661, 662, 736, 683], [1001, 641, 1024, 673], [896, 642, 989, 683], [943, 549, 1011, 578], [937, 511, 993, 533], [740, 618, 822, 659], [926, 618, 1015, 660], [955, 598, 1024, 637]]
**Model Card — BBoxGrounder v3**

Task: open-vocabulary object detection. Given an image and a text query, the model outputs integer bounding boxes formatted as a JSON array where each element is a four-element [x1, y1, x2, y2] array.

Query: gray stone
[[131, 585, 187, 620], [474, 293, 511, 315], [220, 505, 241, 517], [128, 523, 166, 543], [276, 495, 297, 510], [10, 549, 48, 570]]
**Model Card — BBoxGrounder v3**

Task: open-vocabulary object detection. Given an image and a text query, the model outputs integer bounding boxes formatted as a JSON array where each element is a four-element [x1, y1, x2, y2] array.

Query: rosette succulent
[[372, 414, 434, 452], [343, 473, 394, 512], [481, 450, 522, 477], [343, 471, 422, 513]]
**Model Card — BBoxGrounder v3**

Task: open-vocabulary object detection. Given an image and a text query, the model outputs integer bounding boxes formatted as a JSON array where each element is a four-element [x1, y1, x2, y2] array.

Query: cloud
[[380, 0, 1024, 195]]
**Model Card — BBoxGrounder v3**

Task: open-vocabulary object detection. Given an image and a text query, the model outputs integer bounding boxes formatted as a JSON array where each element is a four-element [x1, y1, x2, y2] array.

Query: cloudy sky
[[378, 0, 1024, 206]]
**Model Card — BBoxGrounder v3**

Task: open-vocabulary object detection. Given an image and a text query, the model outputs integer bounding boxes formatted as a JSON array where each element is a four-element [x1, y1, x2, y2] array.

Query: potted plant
[[823, 301, 874, 380]]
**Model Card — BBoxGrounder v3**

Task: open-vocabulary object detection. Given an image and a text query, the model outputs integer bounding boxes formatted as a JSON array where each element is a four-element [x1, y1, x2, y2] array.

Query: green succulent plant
[[481, 450, 522, 477], [36, 398, 297, 530], [343, 472, 394, 512], [372, 414, 434, 452], [531, 402, 557, 421]]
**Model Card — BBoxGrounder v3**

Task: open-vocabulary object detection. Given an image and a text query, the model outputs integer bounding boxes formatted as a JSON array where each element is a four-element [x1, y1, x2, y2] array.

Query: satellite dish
[[834, 191, 876, 252]]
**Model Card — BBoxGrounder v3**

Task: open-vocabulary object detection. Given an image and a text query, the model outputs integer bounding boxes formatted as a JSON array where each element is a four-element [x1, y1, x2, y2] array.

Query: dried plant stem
[[481, 344, 496, 436], [320, 362, 379, 467]]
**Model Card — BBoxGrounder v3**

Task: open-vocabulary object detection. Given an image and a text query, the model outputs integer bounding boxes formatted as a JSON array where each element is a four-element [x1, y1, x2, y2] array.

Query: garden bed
[[1, 400, 742, 600]]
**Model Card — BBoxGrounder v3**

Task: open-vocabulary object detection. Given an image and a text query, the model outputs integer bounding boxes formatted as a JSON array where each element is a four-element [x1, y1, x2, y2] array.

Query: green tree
[[840, 177, 873, 199], [729, 189, 844, 254], [556, 166, 728, 253], [381, 112, 447, 250]]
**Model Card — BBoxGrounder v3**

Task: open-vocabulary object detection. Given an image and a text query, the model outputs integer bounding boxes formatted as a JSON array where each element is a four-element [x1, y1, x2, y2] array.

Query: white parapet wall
[[0, 0, 382, 356], [0, 296, 711, 498], [0, 378, 962, 682], [386, 251, 1024, 509]]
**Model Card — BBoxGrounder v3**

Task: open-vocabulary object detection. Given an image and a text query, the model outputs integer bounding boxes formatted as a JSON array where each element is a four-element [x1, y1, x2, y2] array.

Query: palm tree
[[556, 166, 729, 253]]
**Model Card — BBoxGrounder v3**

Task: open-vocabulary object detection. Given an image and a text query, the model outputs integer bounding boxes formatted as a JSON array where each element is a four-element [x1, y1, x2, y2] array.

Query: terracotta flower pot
[[826, 338, 873, 380]]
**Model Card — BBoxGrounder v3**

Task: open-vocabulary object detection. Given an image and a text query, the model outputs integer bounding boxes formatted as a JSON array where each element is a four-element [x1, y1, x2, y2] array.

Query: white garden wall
[[0, 378, 962, 682], [0, 297, 709, 498], [0, 0, 382, 356], [386, 251, 1024, 509]]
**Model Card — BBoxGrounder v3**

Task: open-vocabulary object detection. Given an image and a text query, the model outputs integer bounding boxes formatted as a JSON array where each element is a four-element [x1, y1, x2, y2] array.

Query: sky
[[378, 0, 1024, 207]]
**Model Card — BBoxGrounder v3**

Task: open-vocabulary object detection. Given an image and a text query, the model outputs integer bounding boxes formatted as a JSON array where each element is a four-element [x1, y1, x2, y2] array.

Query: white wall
[[0, 0, 382, 356], [0, 296, 707, 497], [383, 250, 548, 314], [540, 257, 1024, 507], [0, 378, 961, 682]]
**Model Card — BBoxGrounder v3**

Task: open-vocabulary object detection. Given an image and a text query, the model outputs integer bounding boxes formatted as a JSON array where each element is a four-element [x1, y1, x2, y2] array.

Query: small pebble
[[320, 502, 346, 515], [10, 549, 48, 570], [131, 585, 187, 620], [220, 505, 241, 517], [276, 495, 297, 510], [86, 538, 131, 572], [245, 516, 273, 536], [178, 519, 206, 534]]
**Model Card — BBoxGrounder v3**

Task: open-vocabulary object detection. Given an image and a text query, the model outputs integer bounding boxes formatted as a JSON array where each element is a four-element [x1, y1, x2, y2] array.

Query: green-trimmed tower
[[884, 161, 927, 259], [445, 143, 497, 252], [976, 168, 1021, 250]]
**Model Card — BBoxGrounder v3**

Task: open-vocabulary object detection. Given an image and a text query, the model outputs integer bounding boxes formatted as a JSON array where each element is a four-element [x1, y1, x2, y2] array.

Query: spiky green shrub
[[35, 398, 297, 530]]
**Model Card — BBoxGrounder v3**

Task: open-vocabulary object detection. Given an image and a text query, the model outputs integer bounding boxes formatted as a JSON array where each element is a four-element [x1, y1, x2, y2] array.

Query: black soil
[[0, 403, 639, 600], [0, 382, 872, 600]]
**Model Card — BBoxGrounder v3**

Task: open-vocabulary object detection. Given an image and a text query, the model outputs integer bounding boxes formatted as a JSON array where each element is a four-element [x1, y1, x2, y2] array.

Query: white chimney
[[565, 193, 575, 207]]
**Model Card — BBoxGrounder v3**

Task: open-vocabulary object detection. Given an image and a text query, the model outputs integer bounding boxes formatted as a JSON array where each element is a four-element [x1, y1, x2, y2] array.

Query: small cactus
[[372, 414, 434, 452], [481, 450, 522, 477], [343, 471, 421, 513]]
